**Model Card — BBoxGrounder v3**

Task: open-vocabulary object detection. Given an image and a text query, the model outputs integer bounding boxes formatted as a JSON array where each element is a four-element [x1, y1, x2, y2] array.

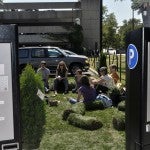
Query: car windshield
[[62, 49, 77, 55], [47, 48, 63, 58]]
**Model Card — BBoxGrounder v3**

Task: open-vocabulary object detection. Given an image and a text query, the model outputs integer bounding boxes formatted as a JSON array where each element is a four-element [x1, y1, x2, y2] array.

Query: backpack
[[96, 94, 112, 108]]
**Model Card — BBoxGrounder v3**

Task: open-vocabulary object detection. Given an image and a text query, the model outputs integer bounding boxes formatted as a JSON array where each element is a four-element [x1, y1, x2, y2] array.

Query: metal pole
[[120, 53, 122, 82], [100, 0, 103, 53], [132, 8, 134, 30]]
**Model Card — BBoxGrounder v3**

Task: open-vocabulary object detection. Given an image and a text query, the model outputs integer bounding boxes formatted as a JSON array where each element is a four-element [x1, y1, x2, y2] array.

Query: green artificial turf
[[38, 80, 125, 150]]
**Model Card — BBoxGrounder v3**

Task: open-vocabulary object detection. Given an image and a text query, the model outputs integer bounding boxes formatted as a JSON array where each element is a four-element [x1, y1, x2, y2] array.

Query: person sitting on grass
[[69, 75, 97, 104], [90, 66, 115, 94], [109, 64, 120, 84], [37, 61, 50, 93], [53, 61, 69, 95], [72, 69, 83, 93]]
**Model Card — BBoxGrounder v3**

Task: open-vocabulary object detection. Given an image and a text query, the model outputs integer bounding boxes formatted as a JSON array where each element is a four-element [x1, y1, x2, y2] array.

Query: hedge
[[68, 113, 103, 130]]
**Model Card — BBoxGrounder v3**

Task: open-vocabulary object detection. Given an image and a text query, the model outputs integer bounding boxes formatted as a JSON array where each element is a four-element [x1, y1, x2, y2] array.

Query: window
[[31, 48, 45, 58], [19, 49, 28, 58], [47, 48, 62, 58]]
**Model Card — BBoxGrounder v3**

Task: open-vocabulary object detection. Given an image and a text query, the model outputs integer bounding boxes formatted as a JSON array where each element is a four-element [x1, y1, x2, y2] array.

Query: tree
[[102, 12, 118, 50], [46, 24, 84, 54], [68, 24, 84, 54], [116, 0, 150, 27], [118, 18, 142, 48]]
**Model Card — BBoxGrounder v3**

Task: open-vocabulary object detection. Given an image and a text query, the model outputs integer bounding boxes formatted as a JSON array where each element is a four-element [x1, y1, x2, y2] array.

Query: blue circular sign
[[127, 44, 138, 69]]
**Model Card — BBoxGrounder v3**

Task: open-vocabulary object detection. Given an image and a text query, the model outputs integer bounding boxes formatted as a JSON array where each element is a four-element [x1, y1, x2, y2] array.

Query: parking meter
[[126, 27, 150, 150], [0, 25, 21, 150]]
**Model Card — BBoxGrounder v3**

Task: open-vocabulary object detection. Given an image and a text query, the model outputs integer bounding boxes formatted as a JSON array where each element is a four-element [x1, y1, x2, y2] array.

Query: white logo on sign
[[129, 48, 134, 66]]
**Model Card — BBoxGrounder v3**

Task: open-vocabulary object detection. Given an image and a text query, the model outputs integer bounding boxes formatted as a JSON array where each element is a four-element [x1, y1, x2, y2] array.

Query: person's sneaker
[[45, 87, 50, 93]]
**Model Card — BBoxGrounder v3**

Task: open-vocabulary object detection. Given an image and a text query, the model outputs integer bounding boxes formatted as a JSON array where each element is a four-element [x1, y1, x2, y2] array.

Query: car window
[[19, 49, 29, 58], [31, 48, 45, 58], [47, 48, 63, 58]]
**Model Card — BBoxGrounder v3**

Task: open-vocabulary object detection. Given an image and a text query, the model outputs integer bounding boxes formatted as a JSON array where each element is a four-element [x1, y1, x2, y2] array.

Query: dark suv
[[18, 46, 90, 74]]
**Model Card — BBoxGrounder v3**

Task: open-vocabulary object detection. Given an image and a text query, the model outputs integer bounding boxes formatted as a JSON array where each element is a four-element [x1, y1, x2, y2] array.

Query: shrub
[[108, 87, 121, 107], [97, 52, 107, 71], [20, 65, 46, 149], [68, 113, 103, 130], [112, 111, 125, 131], [62, 102, 85, 120], [85, 100, 104, 111], [118, 101, 125, 112]]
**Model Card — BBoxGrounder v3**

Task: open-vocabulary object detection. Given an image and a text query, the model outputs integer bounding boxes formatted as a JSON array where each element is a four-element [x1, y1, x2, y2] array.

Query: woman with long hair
[[53, 61, 69, 95], [69, 75, 96, 104]]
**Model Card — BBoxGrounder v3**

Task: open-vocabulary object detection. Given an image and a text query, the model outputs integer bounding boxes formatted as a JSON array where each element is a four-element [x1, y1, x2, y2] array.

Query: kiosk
[[0, 25, 21, 150], [126, 27, 150, 150]]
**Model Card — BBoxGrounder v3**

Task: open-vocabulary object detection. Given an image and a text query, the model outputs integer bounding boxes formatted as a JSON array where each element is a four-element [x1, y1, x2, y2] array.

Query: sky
[[104, 0, 142, 26], [3, 0, 142, 26]]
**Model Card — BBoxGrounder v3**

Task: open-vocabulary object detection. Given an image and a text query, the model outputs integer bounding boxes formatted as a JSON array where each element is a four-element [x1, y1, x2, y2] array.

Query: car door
[[30, 47, 47, 69]]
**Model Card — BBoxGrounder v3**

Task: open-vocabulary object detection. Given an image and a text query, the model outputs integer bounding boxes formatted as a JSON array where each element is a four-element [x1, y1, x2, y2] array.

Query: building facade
[[0, 0, 100, 51]]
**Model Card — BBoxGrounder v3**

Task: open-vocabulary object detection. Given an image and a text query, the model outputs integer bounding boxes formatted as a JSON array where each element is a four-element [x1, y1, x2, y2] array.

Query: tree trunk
[[142, 8, 150, 27]]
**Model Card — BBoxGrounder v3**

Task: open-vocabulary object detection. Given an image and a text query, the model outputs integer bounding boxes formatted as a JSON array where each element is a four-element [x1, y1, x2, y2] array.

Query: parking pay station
[[126, 27, 150, 150], [0, 25, 21, 150]]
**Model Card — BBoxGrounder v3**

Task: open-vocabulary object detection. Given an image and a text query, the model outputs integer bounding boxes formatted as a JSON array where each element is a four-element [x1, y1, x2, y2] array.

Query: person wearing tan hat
[[37, 61, 50, 93]]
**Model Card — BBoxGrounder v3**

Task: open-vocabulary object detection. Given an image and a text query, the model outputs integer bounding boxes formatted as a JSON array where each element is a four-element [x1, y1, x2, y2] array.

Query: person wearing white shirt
[[91, 67, 115, 94]]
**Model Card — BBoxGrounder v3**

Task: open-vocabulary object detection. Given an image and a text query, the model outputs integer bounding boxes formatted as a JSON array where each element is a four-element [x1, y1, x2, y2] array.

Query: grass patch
[[68, 113, 103, 130], [37, 77, 125, 150], [113, 111, 125, 131]]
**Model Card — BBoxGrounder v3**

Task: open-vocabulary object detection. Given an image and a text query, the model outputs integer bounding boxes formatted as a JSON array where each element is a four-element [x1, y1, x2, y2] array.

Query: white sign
[[37, 89, 45, 101], [0, 43, 14, 141]]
